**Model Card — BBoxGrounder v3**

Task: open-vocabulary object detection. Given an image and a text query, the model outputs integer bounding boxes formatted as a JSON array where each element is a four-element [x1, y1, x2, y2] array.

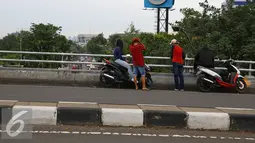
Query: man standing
[[194, 45, 215, 71], [129, 38, 149, 91], [170, 39, 185, 91]]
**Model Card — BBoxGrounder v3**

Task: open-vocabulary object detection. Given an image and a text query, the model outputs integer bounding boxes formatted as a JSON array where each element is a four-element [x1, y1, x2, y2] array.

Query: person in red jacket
[[170, 39, 185, 91], [129, 38, 149, 91]]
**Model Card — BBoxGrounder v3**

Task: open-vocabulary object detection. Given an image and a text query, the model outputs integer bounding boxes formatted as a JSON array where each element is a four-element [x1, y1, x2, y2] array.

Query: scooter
[[99, 54, 153, 89], [195, 59, 250, 93]]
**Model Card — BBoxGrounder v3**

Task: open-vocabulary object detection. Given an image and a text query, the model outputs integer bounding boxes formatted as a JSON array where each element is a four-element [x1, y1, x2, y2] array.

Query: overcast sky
[[0, 0, 224, 38]]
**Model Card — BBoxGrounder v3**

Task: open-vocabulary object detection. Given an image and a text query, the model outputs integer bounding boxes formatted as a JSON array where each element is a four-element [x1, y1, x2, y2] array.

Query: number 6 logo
[[6, 111, 28, 137]]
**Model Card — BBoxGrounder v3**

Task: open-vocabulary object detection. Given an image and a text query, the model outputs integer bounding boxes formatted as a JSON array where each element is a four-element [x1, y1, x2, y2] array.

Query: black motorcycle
[[99, 55, 153, 89]]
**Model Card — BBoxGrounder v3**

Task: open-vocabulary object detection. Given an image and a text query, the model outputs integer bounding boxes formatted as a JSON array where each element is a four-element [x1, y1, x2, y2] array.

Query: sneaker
[[131, 78, 138, 83], [180, 89, 184, 91], [174, 89, 178, 91]]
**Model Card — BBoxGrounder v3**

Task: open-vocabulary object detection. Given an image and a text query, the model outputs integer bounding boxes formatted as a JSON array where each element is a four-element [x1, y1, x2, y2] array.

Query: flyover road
[[1, 125, 255, 143], [1, 84, 255, 108]]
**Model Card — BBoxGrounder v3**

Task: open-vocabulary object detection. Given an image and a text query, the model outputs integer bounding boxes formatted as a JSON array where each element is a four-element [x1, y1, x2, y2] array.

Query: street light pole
[[170, 25, 191, 42]]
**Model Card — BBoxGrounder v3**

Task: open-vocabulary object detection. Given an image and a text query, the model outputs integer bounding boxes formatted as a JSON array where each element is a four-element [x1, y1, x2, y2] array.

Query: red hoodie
[[129, 38, 146, 67]]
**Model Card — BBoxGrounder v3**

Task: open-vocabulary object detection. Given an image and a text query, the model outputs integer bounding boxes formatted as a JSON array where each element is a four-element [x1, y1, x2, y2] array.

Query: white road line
[[87, 132, 101, 135], [113, 132, 120, 135], [172, 135, 191, 138], [220, 137, 226, 139], [60, 131, 70, 134], [142, 134, 157, 137], [103, 132, 111, 135], [121, 133, 132, 136], [159, 134, 169, 137], [50, 131, 61, 134], [192, 136, 207, 139], [245, 138, 255, 141], [0, 130, 253, 141], [210, 136, 217, 139], [132, 133, 142, 136]]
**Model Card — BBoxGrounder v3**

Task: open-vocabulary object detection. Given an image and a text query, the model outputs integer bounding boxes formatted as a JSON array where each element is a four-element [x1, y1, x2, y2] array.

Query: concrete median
[[0, 67, 254, 93], [0, 100, 255, 132]]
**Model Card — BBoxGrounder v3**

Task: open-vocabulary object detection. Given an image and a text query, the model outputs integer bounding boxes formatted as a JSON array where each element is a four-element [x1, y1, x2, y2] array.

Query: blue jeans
[[172, 62, 184, 90], [133, 66, 145, 76]]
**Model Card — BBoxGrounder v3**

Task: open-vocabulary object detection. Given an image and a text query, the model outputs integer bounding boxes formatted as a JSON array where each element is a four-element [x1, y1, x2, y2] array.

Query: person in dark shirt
[[194, 45, 215, 72], [170, 39, 185, 91], [113, 39, 133, 81], [129, 38, 149, 91]]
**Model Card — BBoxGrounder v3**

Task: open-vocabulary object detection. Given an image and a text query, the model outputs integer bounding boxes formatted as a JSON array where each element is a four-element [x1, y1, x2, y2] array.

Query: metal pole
[[165, 8, 169, 33], [157, 8, 160, 33], [249, 63, 252, 76], [20, 38, 22, 59], [61, 54, 64, 68]]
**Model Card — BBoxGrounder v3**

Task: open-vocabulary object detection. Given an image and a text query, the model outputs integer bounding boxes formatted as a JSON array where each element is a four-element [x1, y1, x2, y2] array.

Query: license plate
[[244, 77, 251, 87]]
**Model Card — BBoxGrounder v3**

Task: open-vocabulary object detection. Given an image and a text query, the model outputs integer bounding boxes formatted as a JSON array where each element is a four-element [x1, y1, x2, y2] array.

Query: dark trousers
[[172, 62, 184, 90]]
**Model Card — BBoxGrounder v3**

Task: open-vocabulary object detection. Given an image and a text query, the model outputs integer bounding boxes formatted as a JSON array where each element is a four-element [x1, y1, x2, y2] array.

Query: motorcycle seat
[[209, 68, 222, 74], [111, 62, 128, 71]]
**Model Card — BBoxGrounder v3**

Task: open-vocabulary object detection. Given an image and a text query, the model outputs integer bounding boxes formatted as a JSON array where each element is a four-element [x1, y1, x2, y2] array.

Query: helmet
[[132, 37, 140, 43], [116, 39, 123, 49], [171, 39, 179, 44]]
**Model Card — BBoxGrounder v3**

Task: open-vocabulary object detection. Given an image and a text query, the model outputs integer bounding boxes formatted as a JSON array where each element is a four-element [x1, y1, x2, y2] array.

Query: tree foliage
[[175, 0, 255, 60], [1, 1, 255, 72], [86, 33, 108, 54], [0, 23, 73, 67]]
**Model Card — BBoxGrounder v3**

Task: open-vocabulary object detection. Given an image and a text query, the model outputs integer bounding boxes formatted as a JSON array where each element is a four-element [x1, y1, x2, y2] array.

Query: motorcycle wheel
[[99, 69, 115, 88], [146, 76, 153, 89], [196, 74, 212, 92], [236, 78, 247, 93]]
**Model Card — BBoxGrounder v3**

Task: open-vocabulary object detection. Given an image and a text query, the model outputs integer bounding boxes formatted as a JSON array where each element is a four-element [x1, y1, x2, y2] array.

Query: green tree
[[124, 22, 140, 34], [86, 33, 108, 54]]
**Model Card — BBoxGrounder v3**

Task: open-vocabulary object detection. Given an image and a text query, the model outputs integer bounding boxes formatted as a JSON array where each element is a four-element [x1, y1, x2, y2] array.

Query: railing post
[[248, 62, 252, 77], [61, 53, 64, 68]]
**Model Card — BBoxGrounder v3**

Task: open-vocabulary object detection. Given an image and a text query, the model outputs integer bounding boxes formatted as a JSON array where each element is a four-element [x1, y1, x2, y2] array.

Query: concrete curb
[[0, 68, 254, 93], [1, 100, 255, 132]]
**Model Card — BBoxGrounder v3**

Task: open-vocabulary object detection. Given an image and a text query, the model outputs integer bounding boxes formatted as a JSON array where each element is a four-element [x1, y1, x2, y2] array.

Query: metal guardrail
[[0, 50, 254, 76]]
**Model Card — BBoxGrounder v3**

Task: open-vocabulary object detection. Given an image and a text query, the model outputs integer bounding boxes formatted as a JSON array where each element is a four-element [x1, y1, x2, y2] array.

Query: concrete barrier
[[1, 100, 255, 132], [0, 67, 254, 93]]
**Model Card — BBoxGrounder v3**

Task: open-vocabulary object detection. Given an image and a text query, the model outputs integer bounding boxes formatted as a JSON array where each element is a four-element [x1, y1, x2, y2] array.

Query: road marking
[[220, 137, 226, 139], [0, 130, 254, 141], [113, 132, 120, 135], [121, 133, 132, 136], [215, 107, 254, 111], [245, 138, 255, 141], [103, 132, 111, 135], [159, 134, 169, 137], [210, 136, 217, 139]]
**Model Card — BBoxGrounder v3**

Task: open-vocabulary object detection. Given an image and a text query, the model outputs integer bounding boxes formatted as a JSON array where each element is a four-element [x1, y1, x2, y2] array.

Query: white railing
[[0, 50, 254, 76]]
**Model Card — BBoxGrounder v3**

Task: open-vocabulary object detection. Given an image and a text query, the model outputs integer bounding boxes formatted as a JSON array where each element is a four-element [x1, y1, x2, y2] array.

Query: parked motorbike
[[195, 59, 250, 93], [99, 54, 153, 89]]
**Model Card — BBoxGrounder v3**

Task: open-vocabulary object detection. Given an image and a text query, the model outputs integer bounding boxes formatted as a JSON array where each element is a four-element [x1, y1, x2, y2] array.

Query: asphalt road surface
[[1, 84, 255, 108], [1, 125, 254, 143]]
